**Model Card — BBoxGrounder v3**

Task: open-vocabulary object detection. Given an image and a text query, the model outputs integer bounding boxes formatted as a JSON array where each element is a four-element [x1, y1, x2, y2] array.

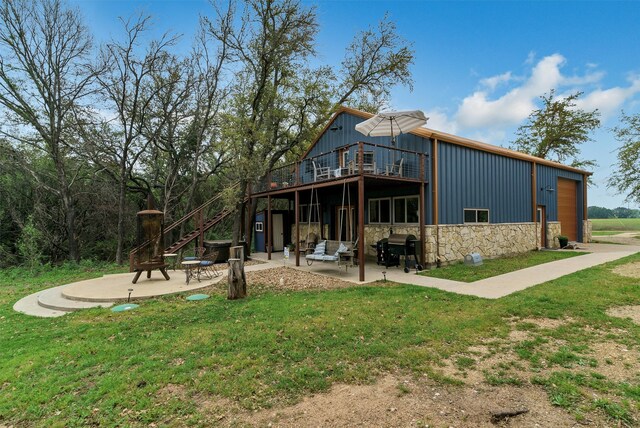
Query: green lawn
[[591, 218, 640, 232], [1, 257, 639, 427], [419, 250, 587, 282]]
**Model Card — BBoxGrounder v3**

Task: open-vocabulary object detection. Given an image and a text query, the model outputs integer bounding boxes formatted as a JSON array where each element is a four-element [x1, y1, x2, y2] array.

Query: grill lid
[[387, 234, 417, 246]]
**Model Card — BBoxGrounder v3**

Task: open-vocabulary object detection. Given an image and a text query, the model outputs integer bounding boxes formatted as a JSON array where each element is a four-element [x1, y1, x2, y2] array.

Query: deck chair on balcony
[[385, 158, 404, 176], [312, 160, 331, 181]]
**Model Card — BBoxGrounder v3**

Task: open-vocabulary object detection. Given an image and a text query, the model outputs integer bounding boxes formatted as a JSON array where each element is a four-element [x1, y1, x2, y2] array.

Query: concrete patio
[[252, 242, 640, 299], [13, 242, 639, 317]]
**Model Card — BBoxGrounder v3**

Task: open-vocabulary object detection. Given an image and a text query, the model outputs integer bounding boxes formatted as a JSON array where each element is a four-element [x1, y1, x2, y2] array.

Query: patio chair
[[199, 250, 220, 279], [385, 158, 404, 176], [183, 246, 206, 261], [312, 160, 331, 181]]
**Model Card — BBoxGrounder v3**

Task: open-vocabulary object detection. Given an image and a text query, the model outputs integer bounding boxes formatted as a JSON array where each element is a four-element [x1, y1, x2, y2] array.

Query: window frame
[[392, 195, 420, 224], [368, 197, 392, 224], [299, 203, 321, 223], [463, 208, 490, 224]]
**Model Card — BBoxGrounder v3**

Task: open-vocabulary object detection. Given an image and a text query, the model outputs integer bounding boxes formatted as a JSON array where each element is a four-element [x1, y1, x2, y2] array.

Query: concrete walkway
[[254, 242, 640, 299], [13, 242, 640, 317]]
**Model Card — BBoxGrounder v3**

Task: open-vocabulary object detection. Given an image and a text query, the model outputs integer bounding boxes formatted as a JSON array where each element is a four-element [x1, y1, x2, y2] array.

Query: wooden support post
[[295, 190, 300, 266], [227, 245, 246, 300], [358, 175, 365, 282], [531, 161, 537, 222], [245, 185, 253, 256], [267, 195, 272, 260], [431, 139, 439, 265], [532, 161, 538, 248], [198, 208, 204, 248], [431, 139, 439, 226], [583, 173, 588, 221], [358, 141, 364, 175], [419, 153, 426, 267]]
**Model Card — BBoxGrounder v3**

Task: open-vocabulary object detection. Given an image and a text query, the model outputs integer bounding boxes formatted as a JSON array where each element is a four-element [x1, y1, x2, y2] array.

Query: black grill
[[386, 234, 422, 273]]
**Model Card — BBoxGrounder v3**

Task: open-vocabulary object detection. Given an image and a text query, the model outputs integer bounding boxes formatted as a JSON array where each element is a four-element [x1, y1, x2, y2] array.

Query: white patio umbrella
[[355, 110, 428, 144]]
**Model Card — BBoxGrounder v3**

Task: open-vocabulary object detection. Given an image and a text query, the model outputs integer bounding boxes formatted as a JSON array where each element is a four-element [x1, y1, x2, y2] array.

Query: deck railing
[[256, 142, 429, 193]]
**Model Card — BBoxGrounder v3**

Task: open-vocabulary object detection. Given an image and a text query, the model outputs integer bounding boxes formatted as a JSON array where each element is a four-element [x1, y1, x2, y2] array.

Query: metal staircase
[[129, 183, 242, 271]]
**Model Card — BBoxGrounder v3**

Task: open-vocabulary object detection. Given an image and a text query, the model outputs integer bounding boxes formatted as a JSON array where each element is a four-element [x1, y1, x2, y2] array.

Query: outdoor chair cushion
[[306, 240, 327, 261]]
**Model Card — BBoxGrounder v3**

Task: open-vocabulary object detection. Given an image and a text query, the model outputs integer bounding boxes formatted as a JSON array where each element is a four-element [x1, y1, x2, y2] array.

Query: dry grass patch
[[606, 305, 640, 325], [612, 262, 640, 278]]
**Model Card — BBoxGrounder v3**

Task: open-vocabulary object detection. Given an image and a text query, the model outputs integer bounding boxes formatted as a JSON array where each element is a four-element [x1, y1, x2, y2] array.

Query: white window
[[255, 222, 264, 232], [393, 196, 420, 224], [463, 208, 489, 224], [299, 204, 320, 223], [363, 151, 374, 165], [368, 198, 391, 224]]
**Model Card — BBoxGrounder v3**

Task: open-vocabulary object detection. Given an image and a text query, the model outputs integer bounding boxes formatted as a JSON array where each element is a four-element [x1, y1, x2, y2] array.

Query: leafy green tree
[[587, 206, 613, 219], [511, 90, 600, 170], [609, 112, 640, 204], [89, 15, 180, 264], [612, 206, 638, 219], [0, 0, 96, 261], [205, 0, 414, 245], [17, 215, 43, 272]]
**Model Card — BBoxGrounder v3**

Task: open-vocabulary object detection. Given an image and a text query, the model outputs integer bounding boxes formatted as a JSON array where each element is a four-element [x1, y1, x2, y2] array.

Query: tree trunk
[[232, 179, 249, 246], [227, 246, 246, 299], [115, 164, 127, 265], [62, 192, 80, 262], [244, 198, 258, 256]]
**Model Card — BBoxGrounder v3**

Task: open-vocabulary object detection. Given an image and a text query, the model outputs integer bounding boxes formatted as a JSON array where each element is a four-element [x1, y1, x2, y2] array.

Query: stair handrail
[[165, 181, 239, 234], [128, 181, 239, 257]]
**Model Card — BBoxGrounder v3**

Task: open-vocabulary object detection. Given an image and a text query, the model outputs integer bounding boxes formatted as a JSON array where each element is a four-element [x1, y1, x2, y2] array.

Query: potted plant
[[557, 235, 569, 248]]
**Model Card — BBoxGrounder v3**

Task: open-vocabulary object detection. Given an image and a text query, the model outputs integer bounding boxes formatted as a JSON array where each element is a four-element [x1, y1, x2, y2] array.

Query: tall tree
[[90, 15, 179, 264], [511, 90, 600, 170], [205, 0, 414, 245], [0, 0, 96, 261], [609, 112, 640, 204]]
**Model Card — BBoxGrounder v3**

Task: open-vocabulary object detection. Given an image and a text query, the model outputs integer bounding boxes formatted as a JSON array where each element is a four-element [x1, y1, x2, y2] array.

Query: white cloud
[[424, 109, 458, 134], [525, 51, 536, 65], [574, 77, 640, 119], [455, 54, 567, 128], [480, 71, 513, 91]]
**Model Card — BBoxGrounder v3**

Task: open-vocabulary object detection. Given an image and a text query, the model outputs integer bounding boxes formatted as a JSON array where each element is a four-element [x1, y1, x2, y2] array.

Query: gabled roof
[[302, 106, 592, 176]]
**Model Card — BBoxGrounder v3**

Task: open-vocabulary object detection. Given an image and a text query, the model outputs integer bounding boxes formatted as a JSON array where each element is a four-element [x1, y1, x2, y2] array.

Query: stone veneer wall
[[291, 222, 553, 265], [583, 219, 592, 243], [546, 221, 562, 249], [434, 223, 537, 265], [364, 223, 537, 266], [290, 224, 322, 246]]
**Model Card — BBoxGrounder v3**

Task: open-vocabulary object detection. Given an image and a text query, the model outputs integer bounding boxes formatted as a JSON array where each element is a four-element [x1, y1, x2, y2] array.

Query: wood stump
[[227, 246, 247, 299]]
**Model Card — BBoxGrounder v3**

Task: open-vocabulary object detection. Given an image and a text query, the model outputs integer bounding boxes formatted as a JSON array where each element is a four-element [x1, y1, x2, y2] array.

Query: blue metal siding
[[437, 142, 532, 224], [305, 112, 431, 158], [536, 164, 584, 240]]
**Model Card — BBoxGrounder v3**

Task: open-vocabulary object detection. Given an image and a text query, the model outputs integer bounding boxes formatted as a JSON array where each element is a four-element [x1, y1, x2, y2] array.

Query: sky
[[72, 0, 640, 209]]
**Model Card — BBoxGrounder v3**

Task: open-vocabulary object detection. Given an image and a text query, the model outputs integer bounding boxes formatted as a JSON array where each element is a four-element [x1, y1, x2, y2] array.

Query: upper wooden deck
[[253, 141, 429, 196]]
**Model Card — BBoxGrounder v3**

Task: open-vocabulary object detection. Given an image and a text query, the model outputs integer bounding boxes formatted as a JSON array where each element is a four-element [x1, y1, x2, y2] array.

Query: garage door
[[557, 178, 578, 241]]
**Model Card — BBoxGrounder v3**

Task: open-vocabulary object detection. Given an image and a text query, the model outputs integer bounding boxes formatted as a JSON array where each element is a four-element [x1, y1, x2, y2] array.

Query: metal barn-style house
[[251, 107, 591, 281]]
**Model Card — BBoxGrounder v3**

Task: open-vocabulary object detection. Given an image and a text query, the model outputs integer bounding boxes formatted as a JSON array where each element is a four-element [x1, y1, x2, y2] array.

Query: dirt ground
[[612, 261, 640, 278], [592, 233, 640, 246], [189, 266, 639, 427]]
